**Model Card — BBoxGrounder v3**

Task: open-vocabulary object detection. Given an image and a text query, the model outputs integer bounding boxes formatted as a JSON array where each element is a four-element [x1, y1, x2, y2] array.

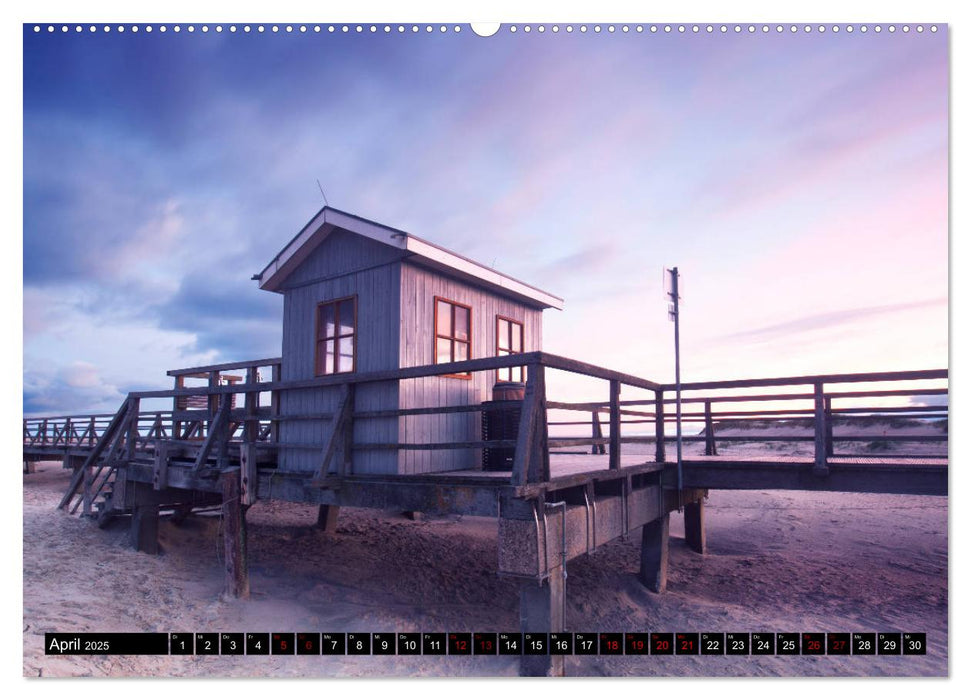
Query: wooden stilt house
[[255, 207, 563, 476]]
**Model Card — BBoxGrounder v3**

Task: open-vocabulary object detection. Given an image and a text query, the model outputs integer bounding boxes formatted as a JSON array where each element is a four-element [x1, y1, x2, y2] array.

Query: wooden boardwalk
[[24, 356, 948, 508], [23, 354, 947, 677]]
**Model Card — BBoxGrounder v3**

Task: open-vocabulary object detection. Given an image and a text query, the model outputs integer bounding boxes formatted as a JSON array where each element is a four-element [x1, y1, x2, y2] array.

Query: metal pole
[[672, 268, 683, 509]]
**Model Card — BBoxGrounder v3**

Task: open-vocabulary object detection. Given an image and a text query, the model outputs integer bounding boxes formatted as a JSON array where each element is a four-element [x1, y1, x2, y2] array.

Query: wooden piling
[[317, 505, 340, 532], [130, 505, 159, 554], [519, 568, 565, 677], [639, 514, 669, 593], [222, 470, 249, 599], [129, 482, 160, 555], [240, 443, 258, 506], [684, 499, 706, 554]]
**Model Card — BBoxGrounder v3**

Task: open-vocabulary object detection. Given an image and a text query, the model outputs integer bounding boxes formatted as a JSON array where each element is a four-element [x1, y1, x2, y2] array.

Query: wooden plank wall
[[279, 229, 403, 474], [397, 261, 544, 474]]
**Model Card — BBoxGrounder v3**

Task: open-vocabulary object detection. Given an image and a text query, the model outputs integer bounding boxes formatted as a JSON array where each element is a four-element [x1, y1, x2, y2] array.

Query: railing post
[[654, 391, 666, 463], [127, 398, 141, 461], [591, 410, 606, 455], [244, 367, 259, 444], [173, 375, 184, 441], [153, 442, 170, 491], [270, 363, 281, 444], [824, 396, 834, 458], [609, 380, 621, 470], [216, 393, 232, 472], [207, 370, 219, 437], [41, 419, 48, 446], [63, 418, 72, 447], [534, 365, 549, 482], [512, 362, 546, 486], [88, 416, 96, 446], [704, 400, 717, 456], [813, 382, 829, 476]]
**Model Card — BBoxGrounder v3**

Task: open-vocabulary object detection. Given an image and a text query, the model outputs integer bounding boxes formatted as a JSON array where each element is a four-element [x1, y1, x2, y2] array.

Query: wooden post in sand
[[639, 514, 669, 593], [684, 499, 706, 554], [317, 505, 340, 532], [222, 470, 249, 599], [129, 483, 160, 555], [519, 569, 565, 677]]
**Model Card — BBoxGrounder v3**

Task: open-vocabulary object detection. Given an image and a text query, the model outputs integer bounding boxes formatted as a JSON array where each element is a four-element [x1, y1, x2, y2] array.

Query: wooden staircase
[[58, 397, 132, 517]]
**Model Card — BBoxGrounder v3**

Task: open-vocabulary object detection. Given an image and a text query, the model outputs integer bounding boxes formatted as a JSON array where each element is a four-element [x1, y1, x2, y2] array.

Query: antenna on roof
[[316, 179, 330, 207]]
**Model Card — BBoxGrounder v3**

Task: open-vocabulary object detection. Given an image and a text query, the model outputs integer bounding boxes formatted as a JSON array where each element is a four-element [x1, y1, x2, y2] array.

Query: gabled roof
[[255, 206, 564, 310]]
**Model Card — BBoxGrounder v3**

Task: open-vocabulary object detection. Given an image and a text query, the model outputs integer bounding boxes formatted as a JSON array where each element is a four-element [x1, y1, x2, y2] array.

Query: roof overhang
[[256, 207, 564, 310]]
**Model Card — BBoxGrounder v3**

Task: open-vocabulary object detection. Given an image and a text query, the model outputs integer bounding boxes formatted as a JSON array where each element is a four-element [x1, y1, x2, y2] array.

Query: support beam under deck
[[222, 470, 249, 599], [683, 499, 706, 554], [519, 568, 565, 677], [639, 514, 669, 593]]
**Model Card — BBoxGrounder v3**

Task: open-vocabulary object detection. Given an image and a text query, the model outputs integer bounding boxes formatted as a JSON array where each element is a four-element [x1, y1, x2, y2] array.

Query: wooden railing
[[546, 369, 948, 471], [30, 355, 948, 501], [23, 413, 117, 450]]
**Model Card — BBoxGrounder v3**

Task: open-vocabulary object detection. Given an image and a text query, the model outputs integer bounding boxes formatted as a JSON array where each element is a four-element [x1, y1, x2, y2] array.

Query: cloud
[[23, 363, 125, 416], [539, 243, 619, 281], [715, 298, 947, 343], [109, 199, 186, 275], [21, 28, 948, 417], [152, 270, 283, 360]]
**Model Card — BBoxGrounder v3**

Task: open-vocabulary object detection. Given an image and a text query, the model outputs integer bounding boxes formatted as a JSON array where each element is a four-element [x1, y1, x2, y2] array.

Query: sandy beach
[[23, 458, 947, 678]]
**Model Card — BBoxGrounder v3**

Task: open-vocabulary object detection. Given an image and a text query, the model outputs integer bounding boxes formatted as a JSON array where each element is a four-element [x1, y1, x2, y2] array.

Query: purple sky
[[22, 23, 948, 415]]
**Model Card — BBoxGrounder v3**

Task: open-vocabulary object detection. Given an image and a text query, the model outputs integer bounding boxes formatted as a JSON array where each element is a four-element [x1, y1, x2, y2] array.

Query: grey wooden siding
[[283, 227, 406, 288], [278, 228, 402, 474], [397, 261, 543, 474]]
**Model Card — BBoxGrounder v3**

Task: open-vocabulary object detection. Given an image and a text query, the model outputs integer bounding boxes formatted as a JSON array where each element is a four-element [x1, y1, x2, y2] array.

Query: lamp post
[[665, 267, 683, 507]]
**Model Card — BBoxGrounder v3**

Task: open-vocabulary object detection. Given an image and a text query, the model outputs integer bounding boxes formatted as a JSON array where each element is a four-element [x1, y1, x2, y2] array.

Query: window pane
[[499, 319, 510, 350], [319, 303, 335, 339], [436, 300, 452, 336], [319, 339, 335, 375], [455, 341, 468, 362], [325, 339, 336, 375], [436, 337, 452, 364], [337, 336, 354, 373], [511, 366, 523, 383], [315, 341, 328, 375], [454, 306, 469, 341], [498, 367, 510, 382], [338, 299, 355, 335], [511, 324, 522, 352]]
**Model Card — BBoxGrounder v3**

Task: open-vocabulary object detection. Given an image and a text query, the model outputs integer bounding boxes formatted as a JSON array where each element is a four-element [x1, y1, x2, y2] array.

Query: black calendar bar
[[42, 631, 927, 655], [45, 633, 168, 655]]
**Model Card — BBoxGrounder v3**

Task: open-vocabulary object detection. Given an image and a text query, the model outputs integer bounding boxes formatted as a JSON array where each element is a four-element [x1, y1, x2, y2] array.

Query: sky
[[22, 22, 949, 415]]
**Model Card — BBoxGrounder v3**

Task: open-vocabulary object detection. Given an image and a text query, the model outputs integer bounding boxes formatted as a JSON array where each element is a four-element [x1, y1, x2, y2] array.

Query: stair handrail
[[57, 397, 131, 511]]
